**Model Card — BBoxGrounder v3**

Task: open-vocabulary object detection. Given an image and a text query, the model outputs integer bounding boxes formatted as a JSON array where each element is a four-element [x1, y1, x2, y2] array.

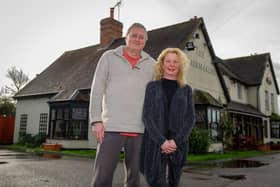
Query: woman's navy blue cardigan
[[140, 80, 195, 185]]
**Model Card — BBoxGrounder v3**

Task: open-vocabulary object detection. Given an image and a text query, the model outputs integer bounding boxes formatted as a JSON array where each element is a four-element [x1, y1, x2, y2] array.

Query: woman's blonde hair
[[154, 48, 189, 87]]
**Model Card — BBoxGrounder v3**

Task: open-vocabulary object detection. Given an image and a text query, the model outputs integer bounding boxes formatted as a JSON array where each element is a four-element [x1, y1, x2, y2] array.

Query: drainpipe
[[257, 86, 260, 110]]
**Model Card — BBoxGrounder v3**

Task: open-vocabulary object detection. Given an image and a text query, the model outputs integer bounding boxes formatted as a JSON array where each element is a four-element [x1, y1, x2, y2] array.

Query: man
[[89, 23, 155, 187]]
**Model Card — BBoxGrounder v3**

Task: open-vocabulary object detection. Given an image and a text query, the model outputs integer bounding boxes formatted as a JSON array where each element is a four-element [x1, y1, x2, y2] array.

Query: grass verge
[[0, 144, 275, 162], [188, 150, 267, 162]]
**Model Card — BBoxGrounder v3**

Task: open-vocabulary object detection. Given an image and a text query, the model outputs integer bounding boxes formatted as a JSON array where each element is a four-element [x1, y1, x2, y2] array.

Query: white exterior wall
[[13, 97, 50, 143], [259, 61, 279, 115], [223, 76, 235, 100], [259, 61, 279, 143], [88, 124, 98, 149], [247, 86, 258, 108], [224, 76, 248, 104], [185, 28, 226, 104], [264, 118, 271, 144]]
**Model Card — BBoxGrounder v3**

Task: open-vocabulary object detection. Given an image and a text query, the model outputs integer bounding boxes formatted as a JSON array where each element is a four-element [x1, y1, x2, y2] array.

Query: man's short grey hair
[[126, 23, 148, 41]]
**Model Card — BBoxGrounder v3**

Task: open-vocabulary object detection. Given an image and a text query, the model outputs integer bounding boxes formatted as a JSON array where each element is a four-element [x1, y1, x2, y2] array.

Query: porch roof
[[194, 89, 223, 107], [227, 101, 266, 117]]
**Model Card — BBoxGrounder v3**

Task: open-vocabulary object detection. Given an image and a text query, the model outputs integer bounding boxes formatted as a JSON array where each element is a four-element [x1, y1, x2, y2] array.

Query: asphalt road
[[0, 149, 280, 187]]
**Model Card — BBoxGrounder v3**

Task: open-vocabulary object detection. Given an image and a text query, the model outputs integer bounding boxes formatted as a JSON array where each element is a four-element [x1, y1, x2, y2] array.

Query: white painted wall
[[263, 117, 271, 144], [259, 60, 279, 115], [13, 97, 49, 143], [14, 96, 95, 149], [247, 86, 258, 108], [185, 28, 226, 104], [88, 124, 98, 149], [224, 75, 248, 104]]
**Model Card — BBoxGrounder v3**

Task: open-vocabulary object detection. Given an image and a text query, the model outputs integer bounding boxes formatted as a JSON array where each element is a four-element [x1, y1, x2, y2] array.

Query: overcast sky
[[1, 0, 280, 90]]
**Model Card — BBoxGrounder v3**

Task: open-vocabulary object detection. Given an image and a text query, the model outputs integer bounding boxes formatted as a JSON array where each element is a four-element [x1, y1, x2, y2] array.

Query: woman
[[140, 48, 195, 187]]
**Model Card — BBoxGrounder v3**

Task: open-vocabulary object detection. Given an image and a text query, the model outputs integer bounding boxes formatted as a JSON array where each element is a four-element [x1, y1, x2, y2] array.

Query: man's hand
[[92, 122, 104, 144]]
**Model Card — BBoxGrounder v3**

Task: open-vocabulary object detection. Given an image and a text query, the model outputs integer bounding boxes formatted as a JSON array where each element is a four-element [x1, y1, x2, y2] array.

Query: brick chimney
[[100, 8, 123, 47]]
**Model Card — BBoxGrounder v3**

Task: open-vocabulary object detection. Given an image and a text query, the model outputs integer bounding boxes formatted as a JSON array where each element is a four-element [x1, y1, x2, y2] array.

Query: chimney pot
[[110, 8, 114, 19]]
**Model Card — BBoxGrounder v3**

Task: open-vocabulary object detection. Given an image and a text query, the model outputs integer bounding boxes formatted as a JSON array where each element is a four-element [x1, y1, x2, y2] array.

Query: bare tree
[[0, 87, 4, 96], [6, 66, 29, 95], [0, 86, 9, 97]]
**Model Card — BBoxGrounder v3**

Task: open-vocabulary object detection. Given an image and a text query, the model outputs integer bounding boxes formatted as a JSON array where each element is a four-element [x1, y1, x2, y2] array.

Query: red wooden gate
[[0, 115, 15, 144]]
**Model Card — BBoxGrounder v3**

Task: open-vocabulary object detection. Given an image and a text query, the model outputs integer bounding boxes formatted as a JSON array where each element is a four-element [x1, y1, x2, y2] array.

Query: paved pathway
[[1, 149, 280, 186]]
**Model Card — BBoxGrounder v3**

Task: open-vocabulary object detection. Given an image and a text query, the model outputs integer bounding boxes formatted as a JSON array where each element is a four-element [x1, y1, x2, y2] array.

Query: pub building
[[13, 9, 279, 151]]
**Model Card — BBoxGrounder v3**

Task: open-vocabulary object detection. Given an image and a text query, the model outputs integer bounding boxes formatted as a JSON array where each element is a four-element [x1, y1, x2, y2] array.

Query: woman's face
[[162, 52, 180, 80]]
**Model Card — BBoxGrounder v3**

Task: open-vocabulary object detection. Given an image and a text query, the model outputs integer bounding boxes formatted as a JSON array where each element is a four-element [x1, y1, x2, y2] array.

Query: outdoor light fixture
[[185, 42, 195, 51]]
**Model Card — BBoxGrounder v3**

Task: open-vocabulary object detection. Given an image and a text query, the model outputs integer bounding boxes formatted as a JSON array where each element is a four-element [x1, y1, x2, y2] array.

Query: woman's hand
[[168, 139, 177, 149], [161, 140, 177, 154]]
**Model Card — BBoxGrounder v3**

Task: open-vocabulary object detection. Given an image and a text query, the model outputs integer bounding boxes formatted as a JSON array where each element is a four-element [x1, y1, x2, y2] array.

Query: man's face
[[125, 27, 146, 52]]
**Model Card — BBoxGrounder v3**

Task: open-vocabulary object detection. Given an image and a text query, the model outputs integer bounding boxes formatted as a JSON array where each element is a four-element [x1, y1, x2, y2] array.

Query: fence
[[0, 115, 15, 144]]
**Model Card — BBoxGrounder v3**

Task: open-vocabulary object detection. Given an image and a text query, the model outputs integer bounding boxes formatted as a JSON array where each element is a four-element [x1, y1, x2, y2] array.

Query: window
[[207, 108, 222, 142], [39, 113, 48, 135], [207, 108, 212, 123], [263, 120, 268, 138], [195, 109, 206, 123], [72, 108, 87, 120], [271, 121, 280, 138], [195, 108, 207, 128], [49, 107, 88, 140], [271, 93, 275, 112], [51, 109, 56, 120], [216, 111, 220, 122], [212, 110, 216, 122], [72, 108, 88, 139], [265, 91, 269, 111], [237, 83, 242, 99], [19, 114, 28, 135]]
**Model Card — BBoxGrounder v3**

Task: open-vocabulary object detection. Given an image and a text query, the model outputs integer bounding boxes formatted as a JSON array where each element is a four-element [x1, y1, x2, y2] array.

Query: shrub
[[33, 134, 47, 146], [220, 109, 234, 149], [17, 134, 33, 145], [17, 133, 46, 148], [189, 127, 210, 154], [271, 113, 280, 120]]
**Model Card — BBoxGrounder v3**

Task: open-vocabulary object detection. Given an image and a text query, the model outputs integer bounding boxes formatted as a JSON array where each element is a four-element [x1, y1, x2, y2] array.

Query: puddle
[[187, 159, 268, 169], [219, 159, 268, 168], [192, 177, 211, 180], [219, 174, 246, 180], [0, 153, 28, 157], [0, 155, 39, 160], [0, 152, 62, 160], [15, 153, 62, 159], [183, 169, 214, 176], [42, 153, 62, 159]]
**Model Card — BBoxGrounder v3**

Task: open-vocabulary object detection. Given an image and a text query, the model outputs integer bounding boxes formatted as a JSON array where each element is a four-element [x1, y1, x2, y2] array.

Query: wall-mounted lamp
[[185, 42, 195, 51]]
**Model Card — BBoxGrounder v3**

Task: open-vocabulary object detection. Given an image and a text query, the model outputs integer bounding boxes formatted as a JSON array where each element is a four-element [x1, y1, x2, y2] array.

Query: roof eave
[[13, 91, 59, 99]]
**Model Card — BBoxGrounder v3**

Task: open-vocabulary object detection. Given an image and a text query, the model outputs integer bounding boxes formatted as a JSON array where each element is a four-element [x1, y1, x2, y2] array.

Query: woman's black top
[[161, 78, 179, 108], [162, 78, 179, 138]]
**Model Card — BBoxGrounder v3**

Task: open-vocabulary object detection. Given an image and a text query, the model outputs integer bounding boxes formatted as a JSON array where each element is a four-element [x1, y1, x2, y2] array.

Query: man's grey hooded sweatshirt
[[89, 45, 155, 133]]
